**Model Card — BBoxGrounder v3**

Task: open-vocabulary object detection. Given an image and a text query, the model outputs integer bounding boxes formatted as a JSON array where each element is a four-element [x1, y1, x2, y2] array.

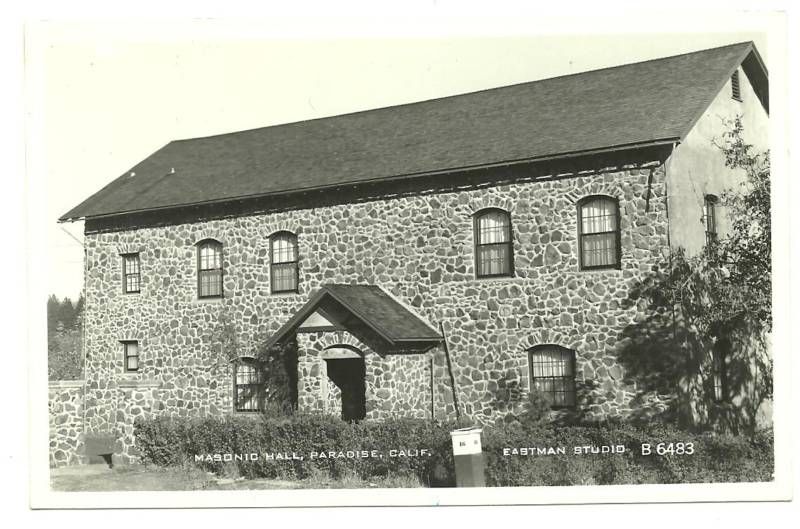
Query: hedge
[[134, 414, 455, 485], [133, 414, 773, 487], [482, 421, 774, 486]]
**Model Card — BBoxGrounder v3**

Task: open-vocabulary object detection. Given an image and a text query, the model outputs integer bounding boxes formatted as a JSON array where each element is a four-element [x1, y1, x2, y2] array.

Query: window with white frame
[[474, 209, 514, 278], [123, 341, 139, 372], [578, 196, 620, 270], [122, 253, 141, 294], [197, 240, 223, 298], [270, 232, 299, 293]]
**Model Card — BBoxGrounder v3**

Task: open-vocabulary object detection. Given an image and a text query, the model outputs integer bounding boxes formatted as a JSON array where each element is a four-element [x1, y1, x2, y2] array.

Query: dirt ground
[[49, 464, 422, 491], [49, 464, 300, 491]]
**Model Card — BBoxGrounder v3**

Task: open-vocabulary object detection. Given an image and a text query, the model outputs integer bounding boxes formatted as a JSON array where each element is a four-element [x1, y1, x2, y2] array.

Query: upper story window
[[270, 231, 299, 293], [578, 196, 620, 270], [235, 358, 265, 412], [731, 70, 742, 101], [197, 239, 223, 298], [123, 341, 139, 372], [528, 345, 576, 409], [704, 195, 718, 245], [122, 253, 141, 294], [474, 209, 514, 278]]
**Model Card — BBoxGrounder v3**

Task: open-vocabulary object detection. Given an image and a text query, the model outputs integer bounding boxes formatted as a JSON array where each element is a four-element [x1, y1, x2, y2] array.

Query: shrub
[[482, 420, 774, 486], [134, 415, 773, 487], [134, 414, 455, 485]]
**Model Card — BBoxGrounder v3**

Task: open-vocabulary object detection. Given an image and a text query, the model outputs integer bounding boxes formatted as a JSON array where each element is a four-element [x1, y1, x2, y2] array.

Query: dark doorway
[[325, 358, 366, 421]]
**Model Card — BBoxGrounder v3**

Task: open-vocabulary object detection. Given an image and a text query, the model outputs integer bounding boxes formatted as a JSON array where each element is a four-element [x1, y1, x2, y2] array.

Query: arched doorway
[[322, 346, 366, 421]]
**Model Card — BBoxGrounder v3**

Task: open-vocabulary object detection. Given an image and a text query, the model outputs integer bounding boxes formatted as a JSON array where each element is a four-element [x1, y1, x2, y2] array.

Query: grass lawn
[[50, 464, 423, 491]]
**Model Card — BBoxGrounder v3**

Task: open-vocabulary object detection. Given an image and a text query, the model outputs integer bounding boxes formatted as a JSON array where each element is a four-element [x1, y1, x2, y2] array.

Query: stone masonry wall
[[49, 380, 84, 467], [82, 158, 669, 458]]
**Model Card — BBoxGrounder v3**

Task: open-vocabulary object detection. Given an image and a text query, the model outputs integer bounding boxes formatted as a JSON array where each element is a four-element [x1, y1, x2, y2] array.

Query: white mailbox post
[[450, 427, 485, 487]]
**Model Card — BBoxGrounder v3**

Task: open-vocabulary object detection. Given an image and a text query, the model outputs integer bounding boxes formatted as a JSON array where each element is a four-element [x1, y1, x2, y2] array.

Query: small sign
[[450, 427, 483, 456]]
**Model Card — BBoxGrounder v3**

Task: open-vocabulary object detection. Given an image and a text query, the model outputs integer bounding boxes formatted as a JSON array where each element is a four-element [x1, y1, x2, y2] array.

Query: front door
[[325, 358, 366, 421]]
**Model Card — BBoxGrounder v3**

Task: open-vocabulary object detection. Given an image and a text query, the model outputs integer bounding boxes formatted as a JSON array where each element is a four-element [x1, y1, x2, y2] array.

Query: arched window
[[197, 239, 223, 298], [578, 196, 620, 270], [711, 339, 729, 402], [704, 194, 718, 245], [234, 358, 265, 412], [270, 231, 299, 293], [474, 209, 514, 278], [528, 345, 576, 408]]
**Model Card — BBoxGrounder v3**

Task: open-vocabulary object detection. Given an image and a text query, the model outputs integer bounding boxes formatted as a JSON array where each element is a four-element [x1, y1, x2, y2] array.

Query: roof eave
[[66, 138, 679, 222]]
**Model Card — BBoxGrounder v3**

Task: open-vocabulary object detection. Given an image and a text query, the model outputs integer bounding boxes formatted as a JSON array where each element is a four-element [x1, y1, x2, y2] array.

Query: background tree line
[[48, 294, 84, 380]]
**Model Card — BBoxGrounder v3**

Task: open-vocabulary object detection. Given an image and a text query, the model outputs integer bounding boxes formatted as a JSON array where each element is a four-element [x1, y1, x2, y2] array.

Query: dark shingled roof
[[60, 41, 767, 221], [264, 284, 442, 350]]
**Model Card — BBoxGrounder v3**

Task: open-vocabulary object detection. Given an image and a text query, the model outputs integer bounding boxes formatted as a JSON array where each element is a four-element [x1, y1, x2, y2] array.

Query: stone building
[[57, 42, 769, 463]]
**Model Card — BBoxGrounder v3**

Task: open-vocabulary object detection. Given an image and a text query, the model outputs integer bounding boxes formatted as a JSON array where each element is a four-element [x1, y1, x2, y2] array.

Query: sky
[[26, 17, 777, 301]]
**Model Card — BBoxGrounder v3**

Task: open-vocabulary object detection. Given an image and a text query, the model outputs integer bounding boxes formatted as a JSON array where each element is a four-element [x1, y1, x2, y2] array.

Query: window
[[270, 232, 299, 293], [123, 341, 139, 372], [122, 253, 141, 294], [731, 70, 742, 101], [712, 340, 729, 402], [474, 209, 514, 278], [578, 196, 620, 270], [528, 345, 576, 408], [197, 240, 223, 298], [704, 195, 718, 245], [235, 359, 265, 412]]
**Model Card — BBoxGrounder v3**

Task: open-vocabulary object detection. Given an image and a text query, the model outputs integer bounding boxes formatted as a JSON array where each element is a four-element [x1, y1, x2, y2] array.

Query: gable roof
[[60, 41, 767, 222], [264, 284, 442, 350]]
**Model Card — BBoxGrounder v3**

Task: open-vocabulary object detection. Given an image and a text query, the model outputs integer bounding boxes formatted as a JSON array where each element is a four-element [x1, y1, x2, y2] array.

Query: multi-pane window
[[123, 341, 139, 372], [731, 70, 742, 101], [474, 209, 513, 278], [529, 345, 576, 408], [235, 359, 265, 412], [712, 341, 729, 402], [197, 240, 223, 298], [270, 232, 299, 293], [704, 195, 718, 245], [122, 253, 141, 294], [578, 196, 620, 270]]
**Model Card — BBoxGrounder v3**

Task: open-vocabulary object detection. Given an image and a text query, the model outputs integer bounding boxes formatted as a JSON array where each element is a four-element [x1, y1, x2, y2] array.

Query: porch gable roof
[[264, 284, 442, 350]]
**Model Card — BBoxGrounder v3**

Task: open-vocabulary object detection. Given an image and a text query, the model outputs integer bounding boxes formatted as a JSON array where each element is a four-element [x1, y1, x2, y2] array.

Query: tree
[[711, 116, 772, 332], [208, 308, 298, 415], [618, 117, 771, 432]]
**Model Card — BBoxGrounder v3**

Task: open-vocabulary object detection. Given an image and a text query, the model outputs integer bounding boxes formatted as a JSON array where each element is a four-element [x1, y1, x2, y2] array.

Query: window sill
[[476, 272, 515, 280], [578, 266, 622, 273], [191, 297, 224, 305], [231, 410, 266, 417], [118, 377, 160, 389], [270, 291, 301, 298]]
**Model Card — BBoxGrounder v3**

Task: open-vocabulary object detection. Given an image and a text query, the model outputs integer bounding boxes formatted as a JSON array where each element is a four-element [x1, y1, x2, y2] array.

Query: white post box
[[450, 427, 485, 487]]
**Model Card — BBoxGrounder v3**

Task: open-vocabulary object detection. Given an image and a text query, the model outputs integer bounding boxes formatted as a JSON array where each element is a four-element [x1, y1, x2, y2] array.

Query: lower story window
[[528, 345, 576, 408], [235, 359, 265, 412], [123, 341, 139, 372]]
